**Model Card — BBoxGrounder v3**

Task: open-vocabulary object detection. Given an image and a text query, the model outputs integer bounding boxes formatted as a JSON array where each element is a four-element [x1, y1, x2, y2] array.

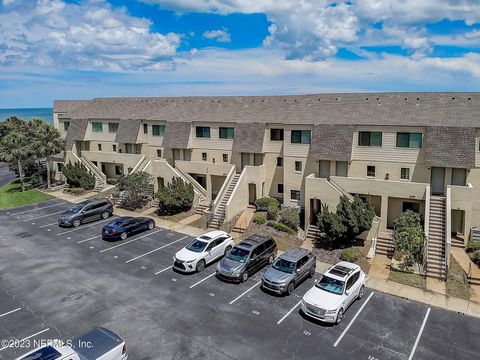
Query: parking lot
[[1, 198, 480, 359]]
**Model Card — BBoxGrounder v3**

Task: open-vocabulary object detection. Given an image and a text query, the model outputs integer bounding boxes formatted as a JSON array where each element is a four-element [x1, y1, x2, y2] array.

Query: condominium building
[[52, 93, 480, 278]]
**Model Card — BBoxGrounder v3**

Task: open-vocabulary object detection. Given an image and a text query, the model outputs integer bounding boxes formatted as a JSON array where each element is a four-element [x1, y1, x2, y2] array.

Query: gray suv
[[58, 198, 113, 227], [216, 235, 277, 283], [262, 247, 316, 295]]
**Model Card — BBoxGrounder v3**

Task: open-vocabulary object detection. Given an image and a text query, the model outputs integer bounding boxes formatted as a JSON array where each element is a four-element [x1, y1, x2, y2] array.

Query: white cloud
[[203, 28, 231, 43], [0, 0, 181, 71], [143, 0, 480, 60]]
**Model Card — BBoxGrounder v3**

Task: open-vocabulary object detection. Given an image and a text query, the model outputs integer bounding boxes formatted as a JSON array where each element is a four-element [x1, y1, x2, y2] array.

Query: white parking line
[[154, 265, 173, 275], [0, 328, 50, 351], [39, 222, 59, 229], [334, 292, 374, 347], [229, 281, 262, 305], [408, 307, 431, 360], [56, 217, 116, 236], [10, 203, 64, 215], [99, 229, 163, 253], [23, 210, 66, 221], [77, 235, 102, 244], [0, 307, 21, 318], [277, 300, 302, 325], [189, 272, 216, 288], [125, 236, 188, 263]]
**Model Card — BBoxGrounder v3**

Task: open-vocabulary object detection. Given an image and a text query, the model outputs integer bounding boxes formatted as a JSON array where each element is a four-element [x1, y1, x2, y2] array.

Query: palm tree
[[0, 129, 31, 192], [33, 121, 65, 189]]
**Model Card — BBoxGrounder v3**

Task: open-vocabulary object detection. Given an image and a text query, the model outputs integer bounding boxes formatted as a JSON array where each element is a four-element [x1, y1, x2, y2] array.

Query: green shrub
[[254, 197, 279, 211], [392, 210, 425, 267], [117, 171, 152, 210], [340, 249, 358, 263], [107, 177, 119, 185], [279, 207, 300, 230], [62, 161, 96, 190], [472, 250, 480, 265], [274, 222, 295, 235], [466, 241, 480, 253], [253, 213, 266, 225], [65, 187, 85, 195], [156, 177, 194, 215]]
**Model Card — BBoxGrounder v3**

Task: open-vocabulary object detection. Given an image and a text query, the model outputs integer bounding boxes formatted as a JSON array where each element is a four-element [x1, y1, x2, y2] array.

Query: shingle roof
[[162, 122, 191, 149], [115, 119, 141, 144], [233, 123, 265, 153], [56, 93, 480, 127], [65, 119, 88, 149], [425, 127, 475, 168], [309, 125, 354, 161], [53, 100, 89, 114]]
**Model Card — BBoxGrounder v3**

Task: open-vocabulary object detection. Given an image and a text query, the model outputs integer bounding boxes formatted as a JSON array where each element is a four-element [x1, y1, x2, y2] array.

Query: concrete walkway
[[451, 246, 480, 303], [369, 254, 391, 280], [231, 206, 255, 239]]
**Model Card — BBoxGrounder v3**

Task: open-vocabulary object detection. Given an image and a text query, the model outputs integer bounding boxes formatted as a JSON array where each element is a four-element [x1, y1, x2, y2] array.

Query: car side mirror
[[296, 269, 301, 273], [345, 291, 350, 296]]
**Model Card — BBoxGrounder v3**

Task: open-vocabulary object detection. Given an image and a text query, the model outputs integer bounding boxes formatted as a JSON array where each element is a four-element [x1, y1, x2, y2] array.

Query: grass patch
[[158, 211, 192, 223], [388, 269, 426, 290], [239, 222, 303, 251], [0, 181, 53, 209], [189, 214, 208, 229], [446, 256, 470, 300]]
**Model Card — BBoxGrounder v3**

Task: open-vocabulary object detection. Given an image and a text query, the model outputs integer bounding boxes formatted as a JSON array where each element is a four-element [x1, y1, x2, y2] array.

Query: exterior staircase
[[306, 224, 321, 241], [195, 204, 209, 215], [375, 231, 394, 257], [80, 154, 106, 191], [426, 195, 447, 280], [208, 173, 240, 229]]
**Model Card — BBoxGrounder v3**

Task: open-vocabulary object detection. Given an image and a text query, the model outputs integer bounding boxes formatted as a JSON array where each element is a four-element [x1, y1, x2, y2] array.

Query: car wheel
[[148, 221, 155, 230], [101, 211, 109, 220], [72, 219, 81, 228], [224, 246, 232, 256], [120, 232, 127, 240], [241, 272, 248, 283], [309, 265, 316, 278], [358, 285, 365, 300], [268, 255, 274, 265], [286, 282, 295, 295], [196, 259, 206, 272], [336, 308, 343, 324]]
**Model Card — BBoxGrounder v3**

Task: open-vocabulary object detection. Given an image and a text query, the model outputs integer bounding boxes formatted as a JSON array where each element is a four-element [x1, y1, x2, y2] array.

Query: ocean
[[0, 108, 53, 124]]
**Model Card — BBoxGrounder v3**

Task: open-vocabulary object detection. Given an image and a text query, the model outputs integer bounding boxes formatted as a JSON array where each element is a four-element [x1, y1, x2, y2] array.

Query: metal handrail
[[422, 234, 429, 276], [328, 178, 355, 202], [468, 262, 472, 288], [175, 166, 208, 198]]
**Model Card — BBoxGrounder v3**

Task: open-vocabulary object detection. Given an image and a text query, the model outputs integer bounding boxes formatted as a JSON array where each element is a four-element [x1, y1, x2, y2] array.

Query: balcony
[[175, 160, 233, 177], [448, 183, 474, 211], [81, 151, 143, 169]]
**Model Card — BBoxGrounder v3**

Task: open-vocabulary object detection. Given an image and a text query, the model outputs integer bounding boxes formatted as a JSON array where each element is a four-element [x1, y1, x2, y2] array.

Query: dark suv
[[216, 235, 277, 283], [58, 198, 113, 227]]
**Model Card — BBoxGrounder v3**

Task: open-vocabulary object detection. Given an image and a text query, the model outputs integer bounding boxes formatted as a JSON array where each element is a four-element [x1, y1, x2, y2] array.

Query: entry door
[[319, 160, 331, 178], [248, 183, 256, 204], [431, 167, 445, 194], [310, 199, 321, 225]]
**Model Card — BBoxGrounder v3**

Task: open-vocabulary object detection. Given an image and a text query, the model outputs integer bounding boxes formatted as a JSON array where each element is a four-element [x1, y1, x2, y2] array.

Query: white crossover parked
[[173, 230, 235, 273], [301, 261, 365, 324]]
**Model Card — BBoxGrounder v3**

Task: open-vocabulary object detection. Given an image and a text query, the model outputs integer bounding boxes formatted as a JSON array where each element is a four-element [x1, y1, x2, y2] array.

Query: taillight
[[122, 343, 127, 355], [111, 230, 116, 234]]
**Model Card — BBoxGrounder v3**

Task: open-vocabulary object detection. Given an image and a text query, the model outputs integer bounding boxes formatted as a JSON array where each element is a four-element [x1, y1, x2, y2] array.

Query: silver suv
[[262, 247, 316, 295]]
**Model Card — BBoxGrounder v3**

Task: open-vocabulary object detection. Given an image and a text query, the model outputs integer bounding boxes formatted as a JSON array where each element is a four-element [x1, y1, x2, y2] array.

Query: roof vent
[[416, 97, 420, 101], [294, 99, 297, 102], [452, 97, 455, 100], [468, 97, 472, 101], [404, 97, 408, 100], [366, 97, 369, 100], [335, 98, 338, 101], [376, 97, 380, 101], [284, 99, 287, 102]]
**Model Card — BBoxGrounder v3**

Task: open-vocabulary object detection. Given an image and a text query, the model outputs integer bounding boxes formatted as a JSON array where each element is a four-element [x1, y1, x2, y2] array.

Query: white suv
[[173, 230, 234, 273], [301, 261, 365, 324]]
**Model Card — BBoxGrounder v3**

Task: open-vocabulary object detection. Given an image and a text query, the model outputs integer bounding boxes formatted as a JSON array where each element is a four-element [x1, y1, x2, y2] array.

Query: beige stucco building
[[52, 93, 480, 279]]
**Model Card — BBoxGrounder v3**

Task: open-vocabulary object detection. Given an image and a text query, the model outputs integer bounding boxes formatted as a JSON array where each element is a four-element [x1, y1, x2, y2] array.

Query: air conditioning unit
[[471, 226, 480, 241]]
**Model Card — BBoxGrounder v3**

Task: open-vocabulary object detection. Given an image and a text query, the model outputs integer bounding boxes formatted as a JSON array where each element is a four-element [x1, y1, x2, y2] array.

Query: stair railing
[[206, 166, 235, 227], [421, 234, 429, 276], [328, 178, 354, 202]]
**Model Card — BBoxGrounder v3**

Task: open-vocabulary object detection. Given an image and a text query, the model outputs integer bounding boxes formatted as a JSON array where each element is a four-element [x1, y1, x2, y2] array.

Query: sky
[[1, 0, 480, 108]]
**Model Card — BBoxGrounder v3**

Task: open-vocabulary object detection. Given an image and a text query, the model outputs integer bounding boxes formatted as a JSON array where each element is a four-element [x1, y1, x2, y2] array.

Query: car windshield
[[69, 203, 86, 213], [272, 258, 295, 274], [315, 275, 345, 295], [226, 247, 250, 263], [186, 240, 208, 253]]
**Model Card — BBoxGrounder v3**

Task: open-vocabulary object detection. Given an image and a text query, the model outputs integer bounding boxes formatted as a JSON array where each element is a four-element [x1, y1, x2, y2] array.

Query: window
[[63, 121, 70, 131], [112, 144, 117, 152], [358, 131, 382, 146], [97, 144, 102, 151], [367, 165, 375, 177], [143, 124, 148, 134], [401, 167, 410, 180], [295, 161, 302, 172], [291, 190, 301, 201], [152, 125, 165, 136], [291, 130, 311, 144], [202, 152, 207, 161], [254, 153, 263, 166], [396, 132, 422, 148], [222, 154, 228, 163], [157, 149, 162, 158], [277, 184, 284, 194], [196, 126, 211, 138], [219, 127, 234, 139], [402, 201, 420, 213], [277, 157, 283, 167], [346, 272, 360, 291], [270, 128, 284, 141], [57, 163, 64, 172], [451, 168, 467, 186], [92, 122, 103, 132], [296, 256, 308, 270], [108, 122, 118, 133]]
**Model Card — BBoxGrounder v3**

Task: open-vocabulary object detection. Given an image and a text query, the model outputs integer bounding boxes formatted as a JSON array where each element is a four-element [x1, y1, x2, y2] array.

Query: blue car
[[102, 216, 155, 241]]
